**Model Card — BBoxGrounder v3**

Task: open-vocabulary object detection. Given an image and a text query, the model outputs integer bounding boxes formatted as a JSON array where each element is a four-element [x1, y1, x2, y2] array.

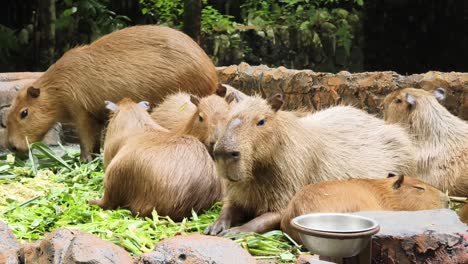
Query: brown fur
[[90, 98, 222, 221], [205, 94, 416, 235], [281, 175, 449, 243], [151, 84, 244, 154], [458, 203, 468, 224], [6, 25, 218, 161], [383, 88, 468, 196]]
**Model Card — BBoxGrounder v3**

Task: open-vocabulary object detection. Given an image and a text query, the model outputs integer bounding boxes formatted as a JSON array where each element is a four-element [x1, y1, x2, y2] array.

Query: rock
[[295, 254, 334, 264], [0, 72, 43, 82], [137, 234, 256, 264], [354, 209, 468, 264], [0, 220, 20, 264], [21, 228, 133, 264]]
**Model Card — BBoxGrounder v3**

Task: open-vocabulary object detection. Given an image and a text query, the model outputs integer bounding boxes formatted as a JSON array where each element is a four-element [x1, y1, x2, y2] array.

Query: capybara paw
[[80, 152, 93, 162], [220, 226, 248, 236], [88, 198, 102, 207], [203, 220, 229, 236]]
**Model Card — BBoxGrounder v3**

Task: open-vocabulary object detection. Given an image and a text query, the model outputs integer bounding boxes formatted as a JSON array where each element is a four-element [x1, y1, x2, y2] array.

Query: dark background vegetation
[[0, 0, 466, 74]]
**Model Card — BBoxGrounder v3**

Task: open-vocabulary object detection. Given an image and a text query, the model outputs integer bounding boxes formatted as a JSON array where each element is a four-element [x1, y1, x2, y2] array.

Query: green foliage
[[0, 145, 301, 261], [139, 0, 184, 28]]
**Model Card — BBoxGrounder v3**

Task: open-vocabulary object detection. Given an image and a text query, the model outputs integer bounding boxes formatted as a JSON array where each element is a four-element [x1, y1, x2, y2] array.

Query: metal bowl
[[291, 213, 380, 258]]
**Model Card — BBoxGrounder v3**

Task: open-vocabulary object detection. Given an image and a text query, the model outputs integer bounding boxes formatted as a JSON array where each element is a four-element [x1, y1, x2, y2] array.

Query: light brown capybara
[[150, 84, 246, 130], [280, 173, 450, 243], [151, 84, 245, 154], [6, 25, 218, 161], [382, 87, 468, 196], [89, 98, 222, 221], [458, 203, 468, 224], [101, 100, 167, 167], [204, 93, 416, 236]]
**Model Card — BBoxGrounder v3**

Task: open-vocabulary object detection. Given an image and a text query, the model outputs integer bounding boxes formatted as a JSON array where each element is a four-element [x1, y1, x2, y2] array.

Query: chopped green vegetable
[[0, 144, 301, 262]]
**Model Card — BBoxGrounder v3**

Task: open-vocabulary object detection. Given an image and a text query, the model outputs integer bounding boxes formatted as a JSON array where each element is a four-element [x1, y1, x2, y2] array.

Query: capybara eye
[[198, 114, 204, 122], [412, 185, 425, 191], [395, 98, 402, 104], [257, 119, 266, 127], [20, 109, 28, 119]]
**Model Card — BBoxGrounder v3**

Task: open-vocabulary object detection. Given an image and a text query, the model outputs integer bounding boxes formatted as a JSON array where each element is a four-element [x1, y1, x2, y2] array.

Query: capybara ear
[[105, 100, 119, 112], [27, 87, 40, 98], [392, 175, 405, 189], [433, 87, 446, 102], [215, 83, 227, 97], [190, 95, 201, 106], [387, 172, 397, 178], [138, 101, 150, 111], [225, 92, 240, 104], [405, 94, 416, 109], [267, 93, 284, 112]]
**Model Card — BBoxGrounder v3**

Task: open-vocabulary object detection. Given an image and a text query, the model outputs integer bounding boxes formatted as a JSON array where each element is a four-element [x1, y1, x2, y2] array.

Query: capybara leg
[[204, 201, 245, 236], [223, 212, 281, 236], [75, 113, 103, 161]]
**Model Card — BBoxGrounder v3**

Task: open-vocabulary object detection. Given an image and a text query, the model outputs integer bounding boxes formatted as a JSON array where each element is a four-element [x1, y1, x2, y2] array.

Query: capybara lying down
[[89, 98, 222, 221], [151, 84, 245, 154], [6, 25, 218, 161], [205, 94, 416, 236], [281, 173, 449, 243], [383, 87, 468, 196]]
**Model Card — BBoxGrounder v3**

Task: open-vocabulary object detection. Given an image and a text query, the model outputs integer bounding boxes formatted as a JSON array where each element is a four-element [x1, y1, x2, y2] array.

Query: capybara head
[[386, 173, 449, 210], [183, 84, 231, 154], [105, 98, 154, 133], [7, 84, 58, 153], [382, 87, 446, 124], [213, 93, 285, 182]]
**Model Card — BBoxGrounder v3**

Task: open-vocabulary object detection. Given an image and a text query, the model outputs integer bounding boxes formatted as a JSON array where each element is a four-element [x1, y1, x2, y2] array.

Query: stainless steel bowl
[[291, 213, 380, 258]]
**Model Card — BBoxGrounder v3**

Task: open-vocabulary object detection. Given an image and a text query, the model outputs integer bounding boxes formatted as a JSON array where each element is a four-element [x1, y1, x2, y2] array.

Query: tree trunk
[[35, 0, 56, 70], [183, 0, 201, 44]]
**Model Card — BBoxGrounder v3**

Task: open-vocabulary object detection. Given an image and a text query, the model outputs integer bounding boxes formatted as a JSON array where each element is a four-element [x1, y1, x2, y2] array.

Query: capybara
[[150, 84, 246, 131], [6, 25, 218, 161], [102, 100, 167, 167], [89, 98, 222, 221], [151, 84, 245, 154], [204, 93, 416, 236], [458, 203, 468, 224], [280, 173, 449, 243], [382, 87, 468, 196]]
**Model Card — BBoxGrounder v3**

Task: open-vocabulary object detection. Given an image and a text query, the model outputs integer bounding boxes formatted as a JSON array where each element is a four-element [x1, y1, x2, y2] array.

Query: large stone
[[217, 63, 468, 120], [137, 234, 256, 264], [0, 220, 20, 264], [354, 209, 468, 264], [20, 228, 133, 264]]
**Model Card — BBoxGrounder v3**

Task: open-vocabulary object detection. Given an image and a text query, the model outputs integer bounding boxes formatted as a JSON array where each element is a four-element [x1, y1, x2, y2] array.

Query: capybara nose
[[213, 150, 241, 161]]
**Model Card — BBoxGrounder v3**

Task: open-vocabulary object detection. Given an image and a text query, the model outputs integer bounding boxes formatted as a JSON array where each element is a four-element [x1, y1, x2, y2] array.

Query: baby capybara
[[382, 88, 468, 196], [89, 98, 222, 221], [6, 25, 218, 161], [204, 94, 416, 236], [281, 173, 449, 243], [151, 84, 245, 154]]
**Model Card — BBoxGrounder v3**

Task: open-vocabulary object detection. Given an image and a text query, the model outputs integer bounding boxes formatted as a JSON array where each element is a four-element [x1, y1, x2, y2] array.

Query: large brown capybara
[[151, 84, 245, 154], [382, 88, 468, 196], [280, 173, 449, 243], [6, 25, 218, 161], [204, 94, 416, 236], [89, 98, 222, 221]]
